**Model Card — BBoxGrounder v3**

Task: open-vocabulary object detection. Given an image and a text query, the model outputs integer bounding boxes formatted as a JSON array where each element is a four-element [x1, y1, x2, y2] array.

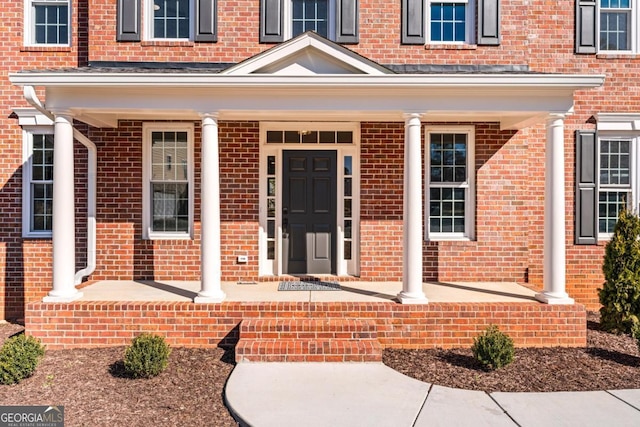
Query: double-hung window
[[25, 0, 70, 46], [23, 130, 55, 238], [428, 0, 472, 43], [600, 0, 633, 51], [148, 0, 191, 39], [598, 137, 634, 234], [142, 124, 194, 240], [425, 126, 475, 240]]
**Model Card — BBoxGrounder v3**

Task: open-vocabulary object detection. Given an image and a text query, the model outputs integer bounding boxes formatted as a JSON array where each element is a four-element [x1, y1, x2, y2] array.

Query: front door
[[282, 150, 337, 274]]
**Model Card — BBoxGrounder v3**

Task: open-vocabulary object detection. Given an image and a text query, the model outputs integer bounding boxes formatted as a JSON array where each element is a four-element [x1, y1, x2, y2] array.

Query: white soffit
[[220, 32, 391, 76]]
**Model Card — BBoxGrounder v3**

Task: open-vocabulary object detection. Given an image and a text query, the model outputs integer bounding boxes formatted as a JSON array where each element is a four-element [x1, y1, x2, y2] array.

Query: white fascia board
[[596, 113, 640, 131], [9, 73, 605, 90]]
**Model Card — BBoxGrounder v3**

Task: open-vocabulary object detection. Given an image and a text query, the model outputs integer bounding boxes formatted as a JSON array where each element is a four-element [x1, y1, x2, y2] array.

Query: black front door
[[282, 150, 337, 274]]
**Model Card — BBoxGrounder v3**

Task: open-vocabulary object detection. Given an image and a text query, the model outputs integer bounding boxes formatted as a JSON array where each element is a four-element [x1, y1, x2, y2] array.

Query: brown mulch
[[383, 312, 640, 393], [0, 312, 639, 425]]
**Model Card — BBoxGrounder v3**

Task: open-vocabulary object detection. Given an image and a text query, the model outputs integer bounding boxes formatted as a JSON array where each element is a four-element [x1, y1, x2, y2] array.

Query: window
[[151, 0, 190, 39], [428, 1, 471, 43], [260, 0, 358, 43], [142, 124, 194, 239], [25, 0, 70, 46], [599, 138, 632, 233], [23, 130, 54, 238], [600, 0, 632, 51], [425, 127, 475, 240]]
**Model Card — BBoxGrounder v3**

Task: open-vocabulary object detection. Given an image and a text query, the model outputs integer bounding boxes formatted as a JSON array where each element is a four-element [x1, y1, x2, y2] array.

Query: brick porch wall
[[26, 301, 586, 350]]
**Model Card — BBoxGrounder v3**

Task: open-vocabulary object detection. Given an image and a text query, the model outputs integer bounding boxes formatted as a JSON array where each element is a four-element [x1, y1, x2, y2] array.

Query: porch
[[25, 280, 586, 353]]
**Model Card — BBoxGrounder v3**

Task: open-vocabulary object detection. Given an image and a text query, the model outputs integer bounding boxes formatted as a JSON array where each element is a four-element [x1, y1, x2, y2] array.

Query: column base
[[397, 291, 428, 305], [194, 291, 226, 303], [535, 292, 575, 305], [43, 291, 83, 303]]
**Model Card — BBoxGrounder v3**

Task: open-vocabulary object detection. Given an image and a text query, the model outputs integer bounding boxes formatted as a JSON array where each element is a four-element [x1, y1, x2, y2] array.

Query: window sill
[[425, 44, 477, 51], [596, 52, 640, 59], [141, 40, 195, 47], [21, 46, 72, 52], [23, 233, 52, 239], [145, 232, 193, 241]]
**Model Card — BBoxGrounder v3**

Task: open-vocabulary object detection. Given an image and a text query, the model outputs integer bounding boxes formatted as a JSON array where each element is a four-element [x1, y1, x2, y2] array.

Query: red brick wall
[[25, 300, 586, 349], [0, 0, 630, 318]]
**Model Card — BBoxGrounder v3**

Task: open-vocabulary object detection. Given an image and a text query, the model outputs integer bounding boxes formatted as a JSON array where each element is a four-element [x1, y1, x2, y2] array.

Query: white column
[[44, 113, 82, 302], [398, 113, 428, 304], [195, 114, 226, 303], [536, 114, 574, 304]]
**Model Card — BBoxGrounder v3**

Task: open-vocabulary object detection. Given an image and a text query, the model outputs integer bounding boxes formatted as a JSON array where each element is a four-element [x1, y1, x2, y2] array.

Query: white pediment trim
[[596, 113, 640, 131], [221, 32, 392, 76]]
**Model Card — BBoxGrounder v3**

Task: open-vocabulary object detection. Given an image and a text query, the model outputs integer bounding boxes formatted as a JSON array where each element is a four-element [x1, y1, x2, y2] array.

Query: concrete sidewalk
[[225, 363, 640, 427]]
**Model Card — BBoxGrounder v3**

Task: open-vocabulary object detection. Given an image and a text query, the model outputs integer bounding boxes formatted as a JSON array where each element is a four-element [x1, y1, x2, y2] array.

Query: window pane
[[33, 5, 68, 44], [344, 178, 352, 197], [344, 220, 352, 239], [600, 139, 631, 186], [429, 182, 466, 234], [344, 156, 352, 175], [430, 3, 466, 42], [598, 191, 628, 233], [268, 178, 276, 197], [267, 156, 276, 175], [600, 11, 631, 51], [154, 0, 190, 39], [31, 183, 53, 232], [292, 0, 328, 38], [152, 183, 189, 232]]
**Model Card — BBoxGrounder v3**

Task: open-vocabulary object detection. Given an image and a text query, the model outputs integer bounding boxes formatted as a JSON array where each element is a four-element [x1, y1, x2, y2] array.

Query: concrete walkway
[[225, 363, 640, 427]]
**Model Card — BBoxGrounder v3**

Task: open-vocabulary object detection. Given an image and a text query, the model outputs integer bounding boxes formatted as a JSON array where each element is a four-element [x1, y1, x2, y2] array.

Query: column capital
[[403, 112, 424, 122], [546, 113, 566, 122], [51, 111, 74, 121], [200, 112, 219, 122]]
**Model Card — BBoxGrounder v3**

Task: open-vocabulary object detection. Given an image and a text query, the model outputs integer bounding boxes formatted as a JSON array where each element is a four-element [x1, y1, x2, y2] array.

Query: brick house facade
[[0, 0, 628, 323]]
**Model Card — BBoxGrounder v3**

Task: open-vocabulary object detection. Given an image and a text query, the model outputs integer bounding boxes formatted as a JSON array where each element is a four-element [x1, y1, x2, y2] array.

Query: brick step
[[235, 338, 382, 363], [235, 318, 382, 363], [239, 318, 378, 340]]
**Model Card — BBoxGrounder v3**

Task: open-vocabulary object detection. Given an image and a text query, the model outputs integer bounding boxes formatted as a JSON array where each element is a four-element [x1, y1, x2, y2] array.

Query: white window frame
[[22, 125, 55, 238], [598, 0, 636, 53], [142, 123, 195, 240], [424, 125, 475, 241], [24, 0, 71, 47], [145, 0, 194, 41], [426, 0, 475, 44], [596, 133, 637, 238], [258, 122, 360, 277], [284, 0, 336, 41]]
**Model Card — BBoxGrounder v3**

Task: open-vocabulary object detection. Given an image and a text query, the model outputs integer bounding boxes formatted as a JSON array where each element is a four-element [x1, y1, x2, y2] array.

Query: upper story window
[[148, 0, 191, 39], [260, 0, 358, 44], [25, 0, 70, 46], [600, 0, 632, 51], [402, 0, 500, 46], [292, 0, 329, 38], [428, 0, 473, 43], [142, 123, 194, 240], [425, 126, 475, 240]]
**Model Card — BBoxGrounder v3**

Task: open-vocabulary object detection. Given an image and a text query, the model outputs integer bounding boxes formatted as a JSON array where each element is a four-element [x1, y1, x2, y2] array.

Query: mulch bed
[[383, 312, 640, 393], [1, 312, 640, 425]]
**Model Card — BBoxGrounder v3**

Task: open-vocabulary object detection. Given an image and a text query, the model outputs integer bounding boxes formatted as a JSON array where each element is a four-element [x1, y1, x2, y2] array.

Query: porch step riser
[[236, 318, 382, 363], [235, 339, 382, 363]]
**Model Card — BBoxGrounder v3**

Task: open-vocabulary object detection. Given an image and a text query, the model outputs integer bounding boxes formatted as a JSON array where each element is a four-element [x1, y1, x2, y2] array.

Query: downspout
[[24, 86, 97, 285]]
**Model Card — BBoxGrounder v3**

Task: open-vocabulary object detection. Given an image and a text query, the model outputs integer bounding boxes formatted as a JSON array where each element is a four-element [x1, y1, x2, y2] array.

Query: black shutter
[[401, 0, 425, 45], [576, 0, 597, 53], [260, 0, 284, 43], [575, 131, 598, 245], [477, 0, 500, 45], [116, 0, 140, 42], [335, 0, 359, 43], [195, 0, 217, 42]]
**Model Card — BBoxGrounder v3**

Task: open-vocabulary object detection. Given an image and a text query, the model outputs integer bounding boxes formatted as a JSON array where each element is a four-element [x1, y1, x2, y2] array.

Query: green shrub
[[599, 208, 640, 334], [471, 325, 515, 371], [123, 333, 171, 379], [0, 334, 46, 385]]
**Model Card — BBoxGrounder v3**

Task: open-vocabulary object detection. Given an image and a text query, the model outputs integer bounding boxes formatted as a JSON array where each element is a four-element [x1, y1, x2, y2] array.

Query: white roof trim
[[221, 32, 392, 76]]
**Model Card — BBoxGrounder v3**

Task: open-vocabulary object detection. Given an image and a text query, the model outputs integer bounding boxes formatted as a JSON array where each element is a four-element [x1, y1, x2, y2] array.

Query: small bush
[[471, 325, 515, 371], [599, 209, 640, 334], [123, 333, 171, 379], [0, 334, 46, 385]]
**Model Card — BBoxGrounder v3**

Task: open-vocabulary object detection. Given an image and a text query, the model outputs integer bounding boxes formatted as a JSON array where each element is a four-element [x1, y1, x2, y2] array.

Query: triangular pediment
[[222, 32, 392, 76]]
